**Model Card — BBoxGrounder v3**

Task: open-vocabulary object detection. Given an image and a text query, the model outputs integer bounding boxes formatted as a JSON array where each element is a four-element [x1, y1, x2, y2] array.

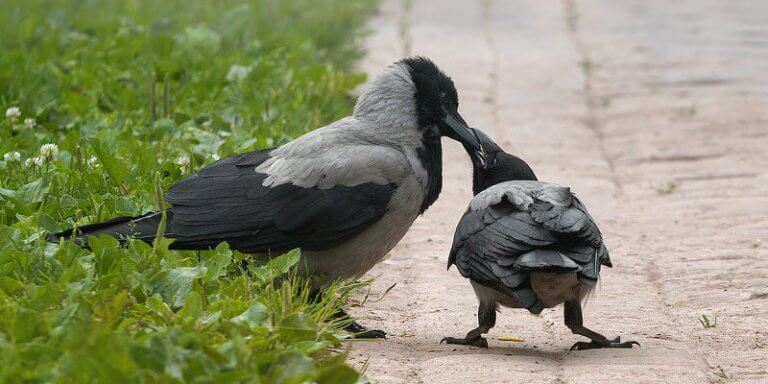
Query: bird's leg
[[309, 289, 386, 339], [564, 300, 639, 350], [441, 301, 496, 348]]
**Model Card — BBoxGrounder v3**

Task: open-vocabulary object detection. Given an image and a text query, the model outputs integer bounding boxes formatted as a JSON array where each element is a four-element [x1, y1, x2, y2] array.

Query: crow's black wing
[[527, 195, 611, 284], [448, 203, 559, 312], [164, 149, 396, 253]]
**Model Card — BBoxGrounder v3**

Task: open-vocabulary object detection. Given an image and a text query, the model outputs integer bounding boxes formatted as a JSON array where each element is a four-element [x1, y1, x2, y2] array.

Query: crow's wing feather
[[164, 148, 396, 253]]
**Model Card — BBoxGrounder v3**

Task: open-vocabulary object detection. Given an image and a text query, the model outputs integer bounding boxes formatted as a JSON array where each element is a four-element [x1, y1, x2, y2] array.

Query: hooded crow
[[48, 57, 482, 337], [441, 129, 638, 350]]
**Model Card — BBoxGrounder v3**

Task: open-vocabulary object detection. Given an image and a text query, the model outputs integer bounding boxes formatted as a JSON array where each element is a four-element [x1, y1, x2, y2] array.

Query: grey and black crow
[[441, 129, 639, 350], [48, 57, 482, 337]]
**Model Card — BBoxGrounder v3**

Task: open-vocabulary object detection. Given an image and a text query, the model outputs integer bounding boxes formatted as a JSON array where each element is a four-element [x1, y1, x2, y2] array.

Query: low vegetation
[[0, 0, 376, 381], [698, 313, 717, 329]]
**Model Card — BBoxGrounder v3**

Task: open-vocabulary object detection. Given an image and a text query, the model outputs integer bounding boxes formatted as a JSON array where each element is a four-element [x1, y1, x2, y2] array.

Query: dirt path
[[349, 1, 768, 383]]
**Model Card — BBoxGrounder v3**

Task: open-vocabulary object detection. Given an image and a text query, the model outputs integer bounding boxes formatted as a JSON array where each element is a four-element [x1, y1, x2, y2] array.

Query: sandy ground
[[348, 1, 768, 383]]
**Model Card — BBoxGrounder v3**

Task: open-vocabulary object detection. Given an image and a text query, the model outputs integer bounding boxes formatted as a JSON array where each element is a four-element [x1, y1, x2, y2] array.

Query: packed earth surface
[[349, 1, 768, 383]]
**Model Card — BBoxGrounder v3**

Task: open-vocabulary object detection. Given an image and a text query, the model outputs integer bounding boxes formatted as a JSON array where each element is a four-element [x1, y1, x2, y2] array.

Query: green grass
[[698, 313, 717, 329], [0, 0, 377, 382]]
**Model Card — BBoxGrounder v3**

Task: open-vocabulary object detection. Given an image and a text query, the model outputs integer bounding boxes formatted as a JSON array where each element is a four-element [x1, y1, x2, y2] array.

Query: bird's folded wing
[[254, 119, 411, 189], [528, 195, 603, 247], [164, 148, 396, 253], [526, 196, 610, 285], [449, 206, 555, 290]]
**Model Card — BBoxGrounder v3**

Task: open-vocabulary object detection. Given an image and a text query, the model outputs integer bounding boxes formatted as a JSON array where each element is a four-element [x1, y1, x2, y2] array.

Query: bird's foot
[[344, 320, 386, 339], [332, 308, 386, 339], [440, 336, 489, 348], [570, 336, 640, 351]]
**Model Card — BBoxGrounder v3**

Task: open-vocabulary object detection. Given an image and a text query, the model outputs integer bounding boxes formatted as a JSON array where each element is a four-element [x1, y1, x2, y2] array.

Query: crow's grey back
[[469, 181, 572, 212]]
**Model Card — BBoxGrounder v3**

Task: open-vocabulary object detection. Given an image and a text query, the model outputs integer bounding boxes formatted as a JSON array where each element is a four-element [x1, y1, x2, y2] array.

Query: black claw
[[570, 337, 640, 351], [343, 320, 386, 339], [570, 341, 593, 351], [343, 321, 367, 334], [440, 336, 488, 348], [355, 329, 387, 339]]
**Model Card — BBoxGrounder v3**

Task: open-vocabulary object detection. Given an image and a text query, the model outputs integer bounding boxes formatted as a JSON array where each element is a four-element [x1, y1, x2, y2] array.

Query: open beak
[[468, 140, 487, 169], [466, 127, 502, 170], [441, 108, 482, 152]]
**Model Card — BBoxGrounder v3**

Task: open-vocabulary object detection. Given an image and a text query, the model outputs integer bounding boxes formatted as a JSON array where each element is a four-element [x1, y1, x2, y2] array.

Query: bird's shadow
[[351, 336, 570, 362]]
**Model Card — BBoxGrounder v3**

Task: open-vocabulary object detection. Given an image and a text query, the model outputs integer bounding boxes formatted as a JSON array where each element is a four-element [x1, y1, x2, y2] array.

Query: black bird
[[441, 129, 639, 350], [48, 57, 482, 338]]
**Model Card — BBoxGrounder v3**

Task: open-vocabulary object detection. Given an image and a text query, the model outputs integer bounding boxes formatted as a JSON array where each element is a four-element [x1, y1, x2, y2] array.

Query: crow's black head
[[465, 128, 538, 194], [401, 57, 458, 126], [400, 57, 480, 151]]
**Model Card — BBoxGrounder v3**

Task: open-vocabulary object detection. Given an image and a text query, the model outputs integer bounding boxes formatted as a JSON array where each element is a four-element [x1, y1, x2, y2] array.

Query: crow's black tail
[[47, 211, 171, 247]]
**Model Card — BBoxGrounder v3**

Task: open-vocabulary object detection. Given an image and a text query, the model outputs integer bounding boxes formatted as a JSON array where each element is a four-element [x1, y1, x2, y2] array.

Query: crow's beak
[[465, 127, 501, 170], [468, 142, 487, 169], [441, 109, 482, 152]]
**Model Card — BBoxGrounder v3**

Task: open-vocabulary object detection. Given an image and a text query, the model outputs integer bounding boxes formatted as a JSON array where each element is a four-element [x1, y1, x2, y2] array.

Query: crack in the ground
[[561, 0, 714, 379], [481, 0, 500, 131], [562, 0, 623, 194], [398, 0, 413, 57]]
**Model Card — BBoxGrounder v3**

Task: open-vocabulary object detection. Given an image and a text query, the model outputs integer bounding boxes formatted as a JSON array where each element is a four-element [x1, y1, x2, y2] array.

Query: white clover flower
[[210, 153, 220, 161], [176, 155, 191, 173], [5, 107, 20, 123], [3, 151, 21, 162], [87, 155, 99, 167], [24, 118, 36, 128], [226, 65, 252, 82], [25, 156, 44, 167], [40, 143, 59, 163]]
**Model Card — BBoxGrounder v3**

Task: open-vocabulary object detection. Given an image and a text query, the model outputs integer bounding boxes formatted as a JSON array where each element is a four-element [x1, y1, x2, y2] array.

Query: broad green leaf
[[89, 234, 122, 275], [316, 364, 360, 384], [204, 242, 233, 282], [150, 266, 206, 308], [17, 178, 50, 205], [37, 212, 62, 233], [0, 178, 50, 205], [232, 301, 269, 328], [11, 308, 45, 343], [90, 138, 129, 185], [277, 313, 318, 343], [0, 226, 21, 251], [145, 294, 174, 323], [58, 194, 78, 211], [178, 290, 203, 319], [272, 351, 315, 383], [268, 249, 301, 275], [198, 310, 222, 329]]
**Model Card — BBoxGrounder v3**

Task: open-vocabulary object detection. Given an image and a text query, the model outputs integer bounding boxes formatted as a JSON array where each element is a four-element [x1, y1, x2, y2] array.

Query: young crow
[[442, 129, 639, 350], [48, 57, 482, 338]]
